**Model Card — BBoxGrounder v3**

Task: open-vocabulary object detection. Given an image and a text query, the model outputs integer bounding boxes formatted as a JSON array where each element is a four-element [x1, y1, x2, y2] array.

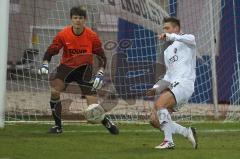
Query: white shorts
[[154, 80, 194, 110], [169, 81, 194, 106]]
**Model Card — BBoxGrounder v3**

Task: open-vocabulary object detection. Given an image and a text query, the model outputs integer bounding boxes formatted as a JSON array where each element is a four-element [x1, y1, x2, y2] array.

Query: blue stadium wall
[[216, 0, 239, 103], [114, 18, 158, 100], [229, 0, 240, 104]]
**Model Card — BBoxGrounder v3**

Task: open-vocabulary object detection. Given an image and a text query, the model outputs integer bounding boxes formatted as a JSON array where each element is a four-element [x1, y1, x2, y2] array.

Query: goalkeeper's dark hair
[[163, 17, 180, 28], [70, 6, 87, 18]]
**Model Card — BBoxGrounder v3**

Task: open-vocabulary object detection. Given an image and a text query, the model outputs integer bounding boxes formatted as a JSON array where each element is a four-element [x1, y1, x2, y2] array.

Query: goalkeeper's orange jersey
[[45, 26, 103, 68]]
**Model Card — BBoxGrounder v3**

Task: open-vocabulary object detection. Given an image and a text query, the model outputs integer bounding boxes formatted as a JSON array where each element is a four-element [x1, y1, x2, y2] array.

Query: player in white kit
[[146, 17, 198, 149]]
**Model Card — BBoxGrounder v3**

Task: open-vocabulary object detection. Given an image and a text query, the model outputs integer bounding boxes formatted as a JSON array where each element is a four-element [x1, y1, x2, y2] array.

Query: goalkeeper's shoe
[[48, 125, 62, 134], [155, 140, 175, 149], [187, 127, 198, 149], [101, 116, 119, 135]]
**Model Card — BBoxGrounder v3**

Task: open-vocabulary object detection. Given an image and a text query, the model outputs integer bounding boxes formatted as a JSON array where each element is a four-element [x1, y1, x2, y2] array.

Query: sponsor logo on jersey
[[169, 55, 178, 64], [68, 49, 87, 54]]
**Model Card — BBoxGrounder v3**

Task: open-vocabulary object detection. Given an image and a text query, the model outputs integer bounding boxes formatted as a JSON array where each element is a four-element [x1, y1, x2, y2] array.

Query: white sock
[[171, 121, 189, 137], [158, 108, 174, 143], [162, 122, 174, 143]]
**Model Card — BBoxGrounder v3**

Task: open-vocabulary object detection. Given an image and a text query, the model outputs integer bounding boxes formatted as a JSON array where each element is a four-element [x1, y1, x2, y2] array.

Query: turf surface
[[0, 122, 240, 159]]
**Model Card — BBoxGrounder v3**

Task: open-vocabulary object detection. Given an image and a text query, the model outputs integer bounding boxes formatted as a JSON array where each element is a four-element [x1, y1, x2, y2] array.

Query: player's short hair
[[163, 17, 180, 28], [70, 6, 87, 18]]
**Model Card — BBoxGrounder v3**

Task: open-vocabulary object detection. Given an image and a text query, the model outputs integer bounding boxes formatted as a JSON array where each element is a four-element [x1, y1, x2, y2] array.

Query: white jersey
[[163, 33, 196, 89]]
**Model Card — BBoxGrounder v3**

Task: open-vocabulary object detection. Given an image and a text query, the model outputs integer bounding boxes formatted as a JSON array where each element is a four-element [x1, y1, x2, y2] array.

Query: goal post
[[0, 0, 10, 128], [209, 0, 219, 119]]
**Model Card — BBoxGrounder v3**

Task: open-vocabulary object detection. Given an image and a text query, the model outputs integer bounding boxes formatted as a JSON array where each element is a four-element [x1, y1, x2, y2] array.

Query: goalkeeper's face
[[71, 15, 86, 30], [163, 22, 180, 34]]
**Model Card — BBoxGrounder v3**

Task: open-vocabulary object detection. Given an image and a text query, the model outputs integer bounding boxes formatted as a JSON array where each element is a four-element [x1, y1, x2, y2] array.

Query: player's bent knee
[[149, 119, 160, 129], [154, 102, 167, 110], [85, 104, 106, 123]]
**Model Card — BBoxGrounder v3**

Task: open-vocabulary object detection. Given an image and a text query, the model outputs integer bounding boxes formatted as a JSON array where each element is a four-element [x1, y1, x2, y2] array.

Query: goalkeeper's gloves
[[93, 69, 104, 89], [38, 63, 49, 75]]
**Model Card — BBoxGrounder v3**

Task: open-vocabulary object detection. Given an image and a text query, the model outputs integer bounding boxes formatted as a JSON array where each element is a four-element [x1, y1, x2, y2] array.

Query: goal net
[[6, 0, 229, 122]]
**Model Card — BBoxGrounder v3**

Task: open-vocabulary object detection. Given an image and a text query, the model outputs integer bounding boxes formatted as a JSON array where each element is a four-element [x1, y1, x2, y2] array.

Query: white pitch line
[[31, 129, 240, 134]]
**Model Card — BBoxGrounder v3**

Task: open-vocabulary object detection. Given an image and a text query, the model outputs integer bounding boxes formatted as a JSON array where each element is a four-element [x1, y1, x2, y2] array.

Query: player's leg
[[48, 64, 72, 133], [98, 89, 119, 135], [49, 78, 65, 133], [152, 90, 176, 149], [76, 65, 119, 135], [153, 86, 197, 149], [172, 122, 198, 149], [168, 84, 198, 149], [148, 80, 171, 129]]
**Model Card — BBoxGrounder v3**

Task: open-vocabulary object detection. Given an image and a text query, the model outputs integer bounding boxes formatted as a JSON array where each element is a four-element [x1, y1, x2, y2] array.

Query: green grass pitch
[[0, 122, 240, 159]]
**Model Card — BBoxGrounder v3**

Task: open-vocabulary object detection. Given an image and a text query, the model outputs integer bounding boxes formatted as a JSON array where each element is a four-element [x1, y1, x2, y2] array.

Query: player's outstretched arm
[[158, 33, 196, 46], [165, 33, 196, 46]]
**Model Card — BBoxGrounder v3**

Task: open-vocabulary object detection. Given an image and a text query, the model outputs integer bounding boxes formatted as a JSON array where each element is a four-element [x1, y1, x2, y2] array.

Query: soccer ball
[[85, 104, 105, 123]]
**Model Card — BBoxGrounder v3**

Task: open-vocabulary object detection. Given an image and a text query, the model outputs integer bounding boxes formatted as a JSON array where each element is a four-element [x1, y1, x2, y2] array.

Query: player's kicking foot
[[187, 127, 198, 149], [101, 116, 119, 135], [155, 140, 175, 149], [48, 125, 62, 134]]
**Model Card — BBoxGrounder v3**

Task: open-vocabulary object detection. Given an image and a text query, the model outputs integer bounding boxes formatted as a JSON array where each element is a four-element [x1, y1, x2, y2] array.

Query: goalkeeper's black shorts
[[50, 64, 96, 95]]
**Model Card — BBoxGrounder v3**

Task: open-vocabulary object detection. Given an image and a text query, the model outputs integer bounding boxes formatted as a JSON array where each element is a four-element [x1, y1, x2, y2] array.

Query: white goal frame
[[0, 0, 10, 128]]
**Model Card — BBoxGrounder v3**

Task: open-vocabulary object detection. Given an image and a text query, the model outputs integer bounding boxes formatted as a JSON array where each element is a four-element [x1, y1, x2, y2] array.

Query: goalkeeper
[[38, 6, 119, 134]]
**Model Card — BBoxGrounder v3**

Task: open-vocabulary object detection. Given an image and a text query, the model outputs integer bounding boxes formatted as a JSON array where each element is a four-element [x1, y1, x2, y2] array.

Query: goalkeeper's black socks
[[101, 116, 119, 135], [50, 97, 62, 129]]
